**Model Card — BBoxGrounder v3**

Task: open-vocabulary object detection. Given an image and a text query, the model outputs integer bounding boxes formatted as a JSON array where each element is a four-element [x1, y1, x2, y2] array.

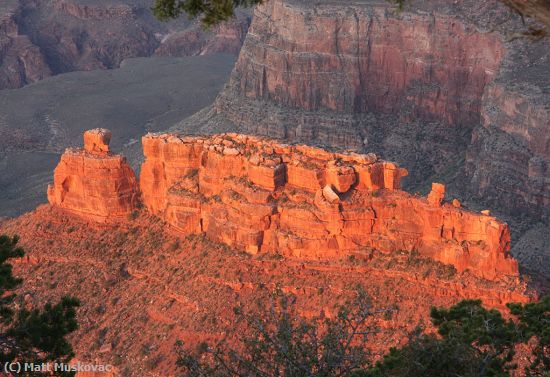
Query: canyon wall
[[54, 130, 515, 281], [178, 0, 549, 222], [0, 0, 250, 89], [0, 4, 51, 88], [466, 42, 549, 219]]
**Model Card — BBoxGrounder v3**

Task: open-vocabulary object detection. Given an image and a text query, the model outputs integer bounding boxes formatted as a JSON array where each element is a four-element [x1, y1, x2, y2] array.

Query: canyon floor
[[0, 205, 538, 377], [0, 54, 235, 218]]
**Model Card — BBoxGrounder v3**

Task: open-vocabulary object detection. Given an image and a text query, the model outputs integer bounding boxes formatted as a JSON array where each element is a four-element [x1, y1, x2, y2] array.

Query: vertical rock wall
[[140, 132, 518, 281], [180, 0, 548, 222]]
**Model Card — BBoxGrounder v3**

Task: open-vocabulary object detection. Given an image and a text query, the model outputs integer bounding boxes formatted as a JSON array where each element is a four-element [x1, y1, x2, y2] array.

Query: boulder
[[84, 129, 112, 155]]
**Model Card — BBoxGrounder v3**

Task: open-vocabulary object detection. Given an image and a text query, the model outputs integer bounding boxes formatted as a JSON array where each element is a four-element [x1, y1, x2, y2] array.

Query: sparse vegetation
[[0, 235, 80, 377], [176, 291, 549, 377], [177, 287, 381, 376], [127, 210, 139, 221], [153, 0, 549, 35]]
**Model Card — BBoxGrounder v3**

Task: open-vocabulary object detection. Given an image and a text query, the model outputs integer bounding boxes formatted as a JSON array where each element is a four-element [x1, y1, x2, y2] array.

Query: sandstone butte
[[47, 129, 140, 222], [46, 129, 521, 283]]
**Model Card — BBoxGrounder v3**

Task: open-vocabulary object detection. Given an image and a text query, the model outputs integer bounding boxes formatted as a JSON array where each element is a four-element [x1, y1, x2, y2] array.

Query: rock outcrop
[[47, 129, 139, 221], [46, 130, 520, 279], [139, 132, 518, 281], [177, 0, 549, 222]]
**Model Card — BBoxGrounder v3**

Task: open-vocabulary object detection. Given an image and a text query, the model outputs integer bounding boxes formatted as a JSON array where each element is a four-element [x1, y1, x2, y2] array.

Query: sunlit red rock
[[140, 132, 519, 281], [47, 129, 139, 221], [44, 130, 521, 281], [427, 183, 446, 207], [83, 128, 112, 154]]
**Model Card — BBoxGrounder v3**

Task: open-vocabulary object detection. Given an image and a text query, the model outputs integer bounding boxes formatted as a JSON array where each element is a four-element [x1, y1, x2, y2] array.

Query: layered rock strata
[[0, 5, 52, 88], [47, 129, 139, 221], [466, 42, 550, 219], [0, 0, 250, 89], [46, 130, 520, 280], [179, 0, 549, 222], [140, 132, 518, 281]]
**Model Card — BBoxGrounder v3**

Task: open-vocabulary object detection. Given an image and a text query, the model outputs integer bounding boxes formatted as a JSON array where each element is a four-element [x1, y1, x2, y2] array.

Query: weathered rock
[[0, 8, 52, 89], [47, 130, 521, 280], [83, 129, 112, 155], [322, 185, 340, 204], [47, 130, 139, 221], [427, 183, 446, 207], [0, 0, 250, 90], [0, 204, 535, 377], [176, 0, 548, 222], [140, 133, 519, 281]]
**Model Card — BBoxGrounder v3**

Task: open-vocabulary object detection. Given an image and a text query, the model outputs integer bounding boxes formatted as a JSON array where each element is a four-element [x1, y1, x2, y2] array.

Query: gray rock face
[[0, 0, 250, 89], [176, 0, 549, 224], [466, 35, 549, 220], [0, 6, 52, 88]]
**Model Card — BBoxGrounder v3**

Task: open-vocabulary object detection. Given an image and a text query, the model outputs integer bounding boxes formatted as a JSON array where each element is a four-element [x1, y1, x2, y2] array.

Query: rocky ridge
[[47, 129, 521, 281]]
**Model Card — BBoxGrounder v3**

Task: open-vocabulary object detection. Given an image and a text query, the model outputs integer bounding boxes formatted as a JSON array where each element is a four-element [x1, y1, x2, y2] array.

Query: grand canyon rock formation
[[3, 129, 534, 376], [177, 0, 549, 223], [0, 203, 532, 376], [48, 130, 519, 281], [140, 132, 519, 281], [0, 0, 250, 89], [47, 129, 139, 221]]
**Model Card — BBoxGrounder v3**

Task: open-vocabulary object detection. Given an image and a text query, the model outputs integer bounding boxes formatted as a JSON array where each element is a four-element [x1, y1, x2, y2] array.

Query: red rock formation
[[140, 133, 518, 281], [83, 129, 111, 154], [227, 0, 502, 125], [427, 183, 446, 207], [46, 130, 519, 280], [47, 129, 139, 221]]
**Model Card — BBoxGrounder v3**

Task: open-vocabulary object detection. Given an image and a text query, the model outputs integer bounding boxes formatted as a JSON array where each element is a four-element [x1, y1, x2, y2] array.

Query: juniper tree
[[176, 295, 549, 377], [152, 0, 549, 33], [0, 235, 80, 377]]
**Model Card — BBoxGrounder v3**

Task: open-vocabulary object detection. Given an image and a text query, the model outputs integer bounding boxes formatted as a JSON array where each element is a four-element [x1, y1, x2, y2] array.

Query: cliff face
[[0, 7, 51, 88], [48, 130, 520, 281], [466, 42, 550, 219], [47, 129, 139, 221], [4, 129, 534, 375], [140, 133, 518, 281], [0, 0, 250, 89], [228, 0, 502, 126], [0, 205, 532, 376], [180, 0, 549, 222]]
